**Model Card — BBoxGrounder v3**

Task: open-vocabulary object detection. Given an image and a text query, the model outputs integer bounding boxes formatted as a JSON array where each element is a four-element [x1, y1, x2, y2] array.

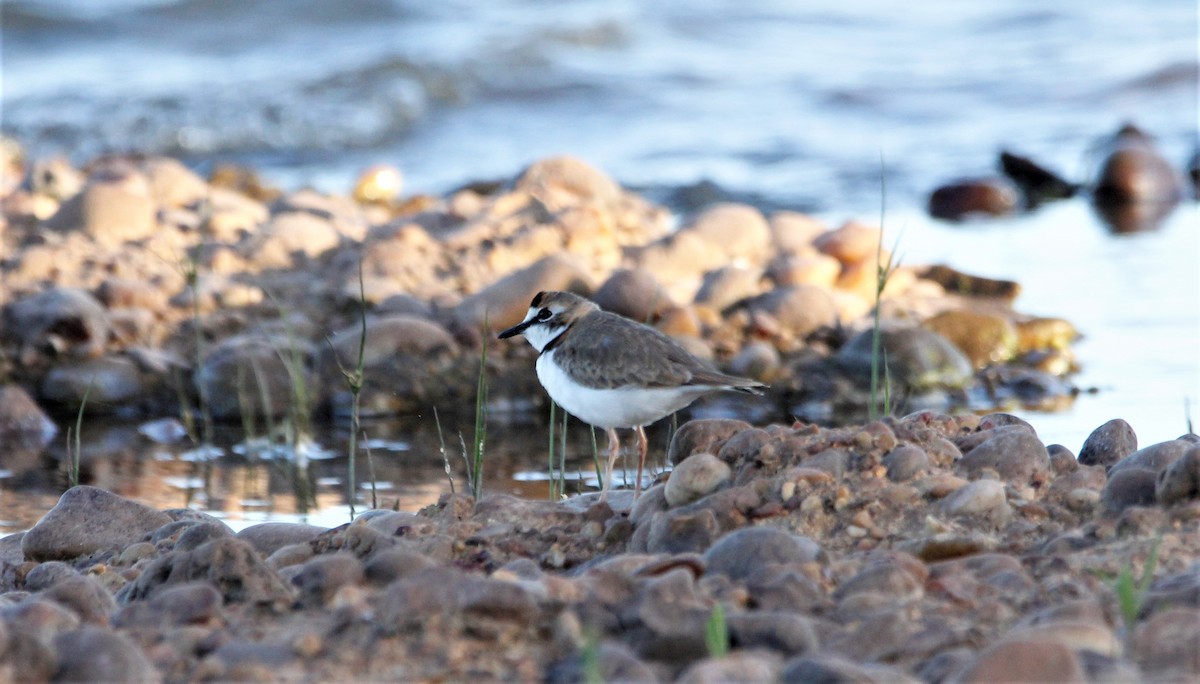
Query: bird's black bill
[[497, 320, 532, 339]]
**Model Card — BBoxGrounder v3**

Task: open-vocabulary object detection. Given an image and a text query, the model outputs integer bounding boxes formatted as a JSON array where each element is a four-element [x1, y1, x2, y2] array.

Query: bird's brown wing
[[552, 312, 756, 390]]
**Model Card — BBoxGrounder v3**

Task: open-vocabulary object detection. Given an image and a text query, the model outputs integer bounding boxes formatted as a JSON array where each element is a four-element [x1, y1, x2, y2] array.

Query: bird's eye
[[536, 308, 552, 321]]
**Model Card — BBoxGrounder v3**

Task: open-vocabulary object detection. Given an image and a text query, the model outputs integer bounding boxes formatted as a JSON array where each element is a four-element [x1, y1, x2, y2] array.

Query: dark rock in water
[[232, 518, 328, 556], [194, 333, 319, 421], [117, 537, 296, 607], [53, 627, 157, 683], [836, 326, 973, 392], [39, 355, 162, 413], [928, 177, 1020, 220], [999, 150, 1078, 203], [703, 527, 821, 581], [1101, 467, 1159, 514], [1092, 124, 1183, 203], [319, 314, 463, 416], [592, 268, 673, 323], [920, 265, 1021, 301], [1, 287, 109, 365], [21, 486, 172, 562], [922, 309, 1019, 369], [0, 384, 57, 450], [1079, 418, 1138, 468], [1155, 445, 1200, 506], [668, 419, 752, 465], [1091, 124, 1183, 232], [41, 576, 117, 625]]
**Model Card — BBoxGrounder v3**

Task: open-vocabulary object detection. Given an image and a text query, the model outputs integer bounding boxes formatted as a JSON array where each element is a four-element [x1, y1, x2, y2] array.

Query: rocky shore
[[0, 144, 1195, 681], [0, 414, 1196, 681], [0, 144, 1081, 435]]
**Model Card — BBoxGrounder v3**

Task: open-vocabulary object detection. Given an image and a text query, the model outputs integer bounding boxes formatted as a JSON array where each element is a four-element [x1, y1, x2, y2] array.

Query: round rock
[[1078, 418, 1138, 468], [664, 453, 732, 507], [21, 486, 172, 562], [703, 527, 821, 581]]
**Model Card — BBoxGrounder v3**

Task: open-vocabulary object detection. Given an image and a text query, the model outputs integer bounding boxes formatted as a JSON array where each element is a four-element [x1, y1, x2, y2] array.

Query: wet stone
[[21, 486, 172, 562], [1078, 418, 1138, 468]]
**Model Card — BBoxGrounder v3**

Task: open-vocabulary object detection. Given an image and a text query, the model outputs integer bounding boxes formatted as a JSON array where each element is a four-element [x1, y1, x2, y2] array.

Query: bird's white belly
[[536, 351, 712, 429]]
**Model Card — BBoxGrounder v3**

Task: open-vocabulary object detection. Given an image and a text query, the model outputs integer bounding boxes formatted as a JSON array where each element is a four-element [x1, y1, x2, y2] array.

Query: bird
[[498, 290, 766, 499]]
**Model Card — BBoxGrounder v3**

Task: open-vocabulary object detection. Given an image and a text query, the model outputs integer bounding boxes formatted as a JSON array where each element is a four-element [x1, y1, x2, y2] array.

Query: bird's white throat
[[522, 322, 566, 353]]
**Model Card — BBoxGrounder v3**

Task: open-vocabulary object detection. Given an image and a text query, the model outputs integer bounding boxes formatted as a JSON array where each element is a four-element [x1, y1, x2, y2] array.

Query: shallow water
[[1, 1, 1197, 528]]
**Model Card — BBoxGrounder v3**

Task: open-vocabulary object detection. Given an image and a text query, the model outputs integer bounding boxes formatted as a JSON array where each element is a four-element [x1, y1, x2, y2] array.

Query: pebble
[[1078, 418, 1138, 468], [781, 654, 919, 683], [1131, 607, 1200, 677], [3, 287, 109, 362], [921, 309, 1019, 368], [767, 211, 826, 253], [664, 453, 732, 507], [0, 384, 57, 450], [703, 527, 821, 581], [117, 537, 296, 607], [21, 486, 172, 562], [291, 553, 364, 608], [678, 651, 782, 683], [884, 445, 930, 482], [680, 202, 772, 263], [927, 177, 1020, 220], [959, 427, 1050, 485], [47, 164, 158, 246], [940, 479, 1010, 520]]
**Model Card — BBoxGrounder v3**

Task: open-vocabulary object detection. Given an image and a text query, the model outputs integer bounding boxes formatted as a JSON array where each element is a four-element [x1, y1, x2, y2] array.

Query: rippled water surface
[[1, 0, 1197, 526]]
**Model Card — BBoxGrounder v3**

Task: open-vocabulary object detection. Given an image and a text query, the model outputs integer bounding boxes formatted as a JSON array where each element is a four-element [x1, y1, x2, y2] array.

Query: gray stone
[[21, 486, 171, 562], [1078, 418, 1138, 468], [703, 527, 821, 581]]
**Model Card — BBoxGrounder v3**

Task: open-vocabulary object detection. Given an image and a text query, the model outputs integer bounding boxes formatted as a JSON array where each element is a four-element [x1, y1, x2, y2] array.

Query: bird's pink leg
[[635, 425, 648, 496], [601, 427, 620, 501]]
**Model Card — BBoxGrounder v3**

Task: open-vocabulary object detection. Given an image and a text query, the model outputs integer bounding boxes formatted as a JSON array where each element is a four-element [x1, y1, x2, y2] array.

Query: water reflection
[[0, 410, 680, 535]]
